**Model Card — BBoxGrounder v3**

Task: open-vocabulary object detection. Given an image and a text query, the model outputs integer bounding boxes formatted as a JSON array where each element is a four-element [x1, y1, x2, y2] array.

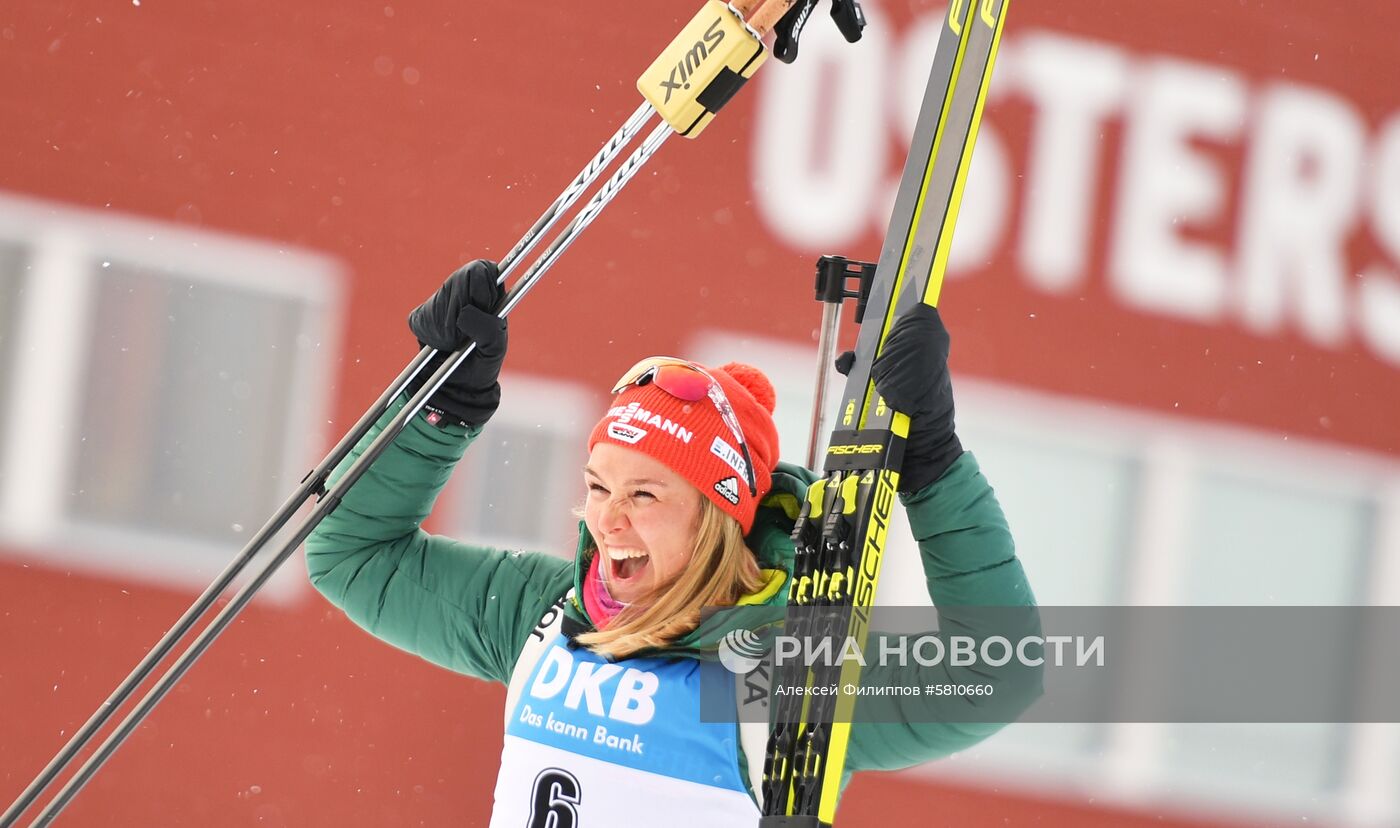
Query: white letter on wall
[[1236, 83, 1363, 347], [1358, 112, 1400, 366], [1017, 33, 1128, 293], [1110, 59, 1245, 321]]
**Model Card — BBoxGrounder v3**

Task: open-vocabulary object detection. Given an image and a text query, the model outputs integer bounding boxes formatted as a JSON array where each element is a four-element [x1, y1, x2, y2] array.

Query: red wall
[[3, 0, 1392, 824]]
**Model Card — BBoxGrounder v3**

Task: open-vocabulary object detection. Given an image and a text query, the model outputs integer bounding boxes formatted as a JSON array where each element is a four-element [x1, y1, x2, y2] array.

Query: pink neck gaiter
[[582, 553, 626, 630]]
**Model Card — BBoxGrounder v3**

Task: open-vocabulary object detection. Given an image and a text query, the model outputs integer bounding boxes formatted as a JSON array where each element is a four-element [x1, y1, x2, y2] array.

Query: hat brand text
[[607, 402, 695, 444]]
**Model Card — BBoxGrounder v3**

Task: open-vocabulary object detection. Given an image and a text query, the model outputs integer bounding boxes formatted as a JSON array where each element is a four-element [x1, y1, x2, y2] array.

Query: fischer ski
[[760, 1, 1011, 825]]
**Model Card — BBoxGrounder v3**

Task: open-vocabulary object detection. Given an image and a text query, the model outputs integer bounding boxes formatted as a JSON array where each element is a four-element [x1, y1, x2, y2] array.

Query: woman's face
[[583, 442, 703, 604]]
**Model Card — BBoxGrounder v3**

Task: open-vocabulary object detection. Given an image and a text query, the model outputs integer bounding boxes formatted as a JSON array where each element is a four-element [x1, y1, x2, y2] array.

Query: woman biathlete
[[308, 260, 1039, 824]]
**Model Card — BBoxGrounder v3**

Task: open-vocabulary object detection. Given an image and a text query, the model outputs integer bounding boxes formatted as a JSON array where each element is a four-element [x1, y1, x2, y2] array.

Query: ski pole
[[497, 101, 657, 281], [2, 85, 668, 828], [0, 102, 653, 828], [0, 349, 433, 828], [25, 336, 500, 826], [808, 305, 842, 470], [7, 1, 837, 822], [0, 86, 664, 828], [20, 117, 678, 825], [804, 255, 876, 470]]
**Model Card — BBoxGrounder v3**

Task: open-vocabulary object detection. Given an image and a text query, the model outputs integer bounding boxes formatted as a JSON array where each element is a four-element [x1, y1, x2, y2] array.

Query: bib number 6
[[528, 768, 582, 828]]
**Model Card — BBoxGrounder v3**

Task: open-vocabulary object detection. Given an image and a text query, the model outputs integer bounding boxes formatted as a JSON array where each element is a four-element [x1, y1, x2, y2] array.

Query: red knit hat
[[588, 360, 781, 533]]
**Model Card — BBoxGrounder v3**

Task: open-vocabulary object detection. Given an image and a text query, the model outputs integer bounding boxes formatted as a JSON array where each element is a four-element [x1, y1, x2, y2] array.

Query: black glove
[[406, 259, 508, 428], [836, 303, 962, 493]]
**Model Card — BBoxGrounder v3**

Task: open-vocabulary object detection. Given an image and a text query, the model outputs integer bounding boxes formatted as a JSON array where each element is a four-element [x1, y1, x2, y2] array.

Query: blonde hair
[[575, 497, 765, 660]]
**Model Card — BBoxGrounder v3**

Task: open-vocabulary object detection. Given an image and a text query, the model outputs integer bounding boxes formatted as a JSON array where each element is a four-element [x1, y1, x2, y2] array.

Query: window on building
[[1179, 470, 1372, 605], [0, 241, 26, 478], [0, 194, 341, 594], [69, 263, 310, 546], [447, 374, 598, 556], [1154, 469, 1375, 808], [956, 391, 1390, 822], [963, 429, 1140, 605]]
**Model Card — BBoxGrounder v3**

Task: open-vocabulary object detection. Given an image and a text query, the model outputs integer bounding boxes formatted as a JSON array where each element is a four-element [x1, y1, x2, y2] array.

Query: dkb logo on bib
[[528, 646, 659, 725]]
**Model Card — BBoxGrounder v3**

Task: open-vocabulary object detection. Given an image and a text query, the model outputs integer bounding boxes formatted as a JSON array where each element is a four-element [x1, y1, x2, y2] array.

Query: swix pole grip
[[637, 0, 767, 138]]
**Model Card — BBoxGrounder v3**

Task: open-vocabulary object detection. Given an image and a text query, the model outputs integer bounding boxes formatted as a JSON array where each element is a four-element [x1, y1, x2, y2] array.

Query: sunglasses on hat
[[612, 357, 758, 497]]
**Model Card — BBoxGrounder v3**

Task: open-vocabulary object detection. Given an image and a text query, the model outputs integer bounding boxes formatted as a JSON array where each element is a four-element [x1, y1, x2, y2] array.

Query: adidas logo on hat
[[713, 476, 740, 505]]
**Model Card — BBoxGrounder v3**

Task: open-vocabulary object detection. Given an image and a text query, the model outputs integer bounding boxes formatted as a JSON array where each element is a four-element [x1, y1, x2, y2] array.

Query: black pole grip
[[831, 0, 866, 42], [774, 0, 866, 64], [813, 255, 877, 323]]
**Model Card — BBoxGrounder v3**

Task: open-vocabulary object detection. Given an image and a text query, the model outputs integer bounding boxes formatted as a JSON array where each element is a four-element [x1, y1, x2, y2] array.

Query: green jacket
[[307, 394, 1040, 789]]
